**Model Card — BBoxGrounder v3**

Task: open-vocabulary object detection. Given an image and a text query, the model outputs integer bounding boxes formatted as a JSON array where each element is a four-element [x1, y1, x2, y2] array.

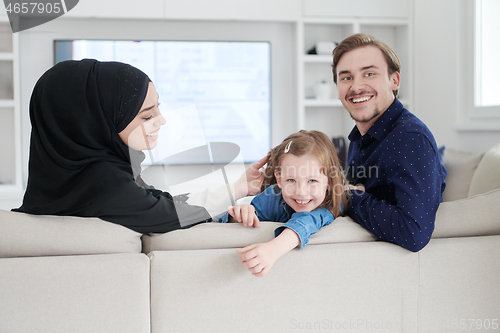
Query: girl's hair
[[261, 130, 348, 218]]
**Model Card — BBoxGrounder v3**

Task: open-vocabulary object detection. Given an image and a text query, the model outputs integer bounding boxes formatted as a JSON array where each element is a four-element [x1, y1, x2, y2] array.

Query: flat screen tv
[[54, 39, 271, 165]]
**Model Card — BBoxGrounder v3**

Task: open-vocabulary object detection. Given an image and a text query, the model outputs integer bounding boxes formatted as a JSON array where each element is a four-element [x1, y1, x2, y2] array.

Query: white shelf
[[0, 100, 15, 108], [304, 99, 342, 107], [0, 53, 14, 61], [304, 55, 332, 63]]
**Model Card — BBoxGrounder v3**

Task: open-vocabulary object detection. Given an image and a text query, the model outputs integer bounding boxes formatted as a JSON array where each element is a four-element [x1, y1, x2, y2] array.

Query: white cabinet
[[0, 20, 22, 205], [303, 0, 409, 18], [164, 0, 301, 21], [297, 17, 412, 139], [64, 0, 301, 21], [65, 0, 164, 19]]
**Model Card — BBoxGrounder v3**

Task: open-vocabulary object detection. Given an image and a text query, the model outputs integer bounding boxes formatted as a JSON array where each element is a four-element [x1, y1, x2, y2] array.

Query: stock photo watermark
[[3, 0, 79, 32], [289, 318, 499, 331]]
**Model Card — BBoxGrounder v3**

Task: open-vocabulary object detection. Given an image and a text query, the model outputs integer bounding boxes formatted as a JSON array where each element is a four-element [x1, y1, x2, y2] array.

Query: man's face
[[336, 45, 400, 134]]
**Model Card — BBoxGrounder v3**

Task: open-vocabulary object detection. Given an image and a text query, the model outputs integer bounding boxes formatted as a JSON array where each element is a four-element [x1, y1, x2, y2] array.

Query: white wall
[[18, 17, 297, 178], [15, 0, 500, 181], [413, 0, 500, 153]]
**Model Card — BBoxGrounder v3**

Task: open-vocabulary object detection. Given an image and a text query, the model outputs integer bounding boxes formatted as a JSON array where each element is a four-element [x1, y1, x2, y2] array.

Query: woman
[[14, 59, 266, 233]]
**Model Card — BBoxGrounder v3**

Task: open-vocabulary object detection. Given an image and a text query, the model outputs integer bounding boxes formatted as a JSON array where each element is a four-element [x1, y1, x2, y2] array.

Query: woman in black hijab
[[14, 59, 265, 233]]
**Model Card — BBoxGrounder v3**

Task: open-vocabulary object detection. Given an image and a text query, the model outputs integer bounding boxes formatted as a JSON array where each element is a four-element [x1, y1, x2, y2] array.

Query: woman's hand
[[227, 204, 260, 227], [234, 154, 269, 199]]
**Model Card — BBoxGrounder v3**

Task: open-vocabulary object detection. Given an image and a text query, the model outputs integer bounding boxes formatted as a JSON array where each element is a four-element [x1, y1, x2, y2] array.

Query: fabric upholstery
[[442, 147, 483, 201], [468, 143, 500, 197], [142, 216, 378, 252], [432, 189, 500, 239], [149, 242, 418, 333], [418, 236, 500, 332], [0, 210, 142, 258], [0, 253, 151, 333]]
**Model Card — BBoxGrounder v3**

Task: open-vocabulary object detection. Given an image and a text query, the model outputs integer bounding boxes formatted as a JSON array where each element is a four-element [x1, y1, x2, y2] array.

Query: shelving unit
[[0, 19, 23, 207], [296, 14, 412, 140]]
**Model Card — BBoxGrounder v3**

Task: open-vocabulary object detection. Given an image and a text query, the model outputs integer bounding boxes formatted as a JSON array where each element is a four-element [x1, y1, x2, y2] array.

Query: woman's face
[[119, 82, 166, 151]]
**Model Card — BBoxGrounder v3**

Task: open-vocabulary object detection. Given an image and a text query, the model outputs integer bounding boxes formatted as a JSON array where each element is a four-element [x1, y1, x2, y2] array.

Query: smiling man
[[332, 34, 447, 252]]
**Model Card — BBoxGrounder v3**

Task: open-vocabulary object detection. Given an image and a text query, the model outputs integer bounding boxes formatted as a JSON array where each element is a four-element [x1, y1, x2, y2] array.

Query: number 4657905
[[444, 319, 498, 330], [6, 2, 62, 14]]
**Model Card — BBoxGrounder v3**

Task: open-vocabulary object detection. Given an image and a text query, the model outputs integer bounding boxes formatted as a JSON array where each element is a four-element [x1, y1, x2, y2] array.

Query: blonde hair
[[332, 33, 401, 98], [261, 130, 348, 218]]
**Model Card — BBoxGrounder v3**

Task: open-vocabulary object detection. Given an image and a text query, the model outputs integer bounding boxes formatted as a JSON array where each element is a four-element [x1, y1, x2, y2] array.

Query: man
[[332, 33, 447, 252]]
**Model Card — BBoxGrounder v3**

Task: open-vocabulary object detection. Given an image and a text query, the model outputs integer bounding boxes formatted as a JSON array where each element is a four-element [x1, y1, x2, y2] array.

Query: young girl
[[219, 130, 348, 277]]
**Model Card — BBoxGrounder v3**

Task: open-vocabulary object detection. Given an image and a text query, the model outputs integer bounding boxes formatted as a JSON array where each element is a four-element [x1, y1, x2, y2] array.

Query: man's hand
[[234, 154, 269, 199], [227, 204, 260, 227], [345, 184, 365, 193]]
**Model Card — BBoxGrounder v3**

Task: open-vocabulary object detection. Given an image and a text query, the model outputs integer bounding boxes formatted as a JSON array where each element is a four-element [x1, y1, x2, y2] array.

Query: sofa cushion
[[432, 188, 500, 239], [418, 235, 500, 332], [468, 143, 500, 197], [0, 253, 151, 333], [149, 242, 418, 332], [442, 147, 483, 201], [0, 210, 142, 258], [142, 216, 378, 252]]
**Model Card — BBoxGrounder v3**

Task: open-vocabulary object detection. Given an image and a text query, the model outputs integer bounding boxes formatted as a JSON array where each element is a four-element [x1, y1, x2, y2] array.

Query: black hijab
[[14, 59, 210, 233]]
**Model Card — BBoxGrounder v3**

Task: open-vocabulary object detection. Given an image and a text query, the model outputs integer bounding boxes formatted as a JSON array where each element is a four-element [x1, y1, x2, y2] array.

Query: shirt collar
[[348, 98, 403, 143]]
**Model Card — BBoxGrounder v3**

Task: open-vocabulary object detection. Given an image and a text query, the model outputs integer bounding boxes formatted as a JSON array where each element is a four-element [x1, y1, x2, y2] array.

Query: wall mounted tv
[[54, 39, 271, 165]]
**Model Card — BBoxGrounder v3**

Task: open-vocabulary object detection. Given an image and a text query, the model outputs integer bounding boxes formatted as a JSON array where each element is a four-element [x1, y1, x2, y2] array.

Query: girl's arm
[[236, 208, 334, 277], [236, 228, 300, 277]]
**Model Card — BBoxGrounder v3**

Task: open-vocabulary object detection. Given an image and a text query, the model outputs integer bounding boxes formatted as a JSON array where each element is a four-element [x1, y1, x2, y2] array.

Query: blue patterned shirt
[[346, 98, 447, 252], [219, 185, 334, 247]]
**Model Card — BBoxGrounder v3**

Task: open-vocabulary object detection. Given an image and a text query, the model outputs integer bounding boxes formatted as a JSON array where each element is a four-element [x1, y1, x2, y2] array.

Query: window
[[456, 0, 500, 130], [474, 0, 500, 109]]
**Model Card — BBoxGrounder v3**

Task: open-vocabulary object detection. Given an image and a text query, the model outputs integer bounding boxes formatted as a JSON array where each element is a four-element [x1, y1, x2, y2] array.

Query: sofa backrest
[[0, 210, 142, 258], [441, 147, 483, 201]]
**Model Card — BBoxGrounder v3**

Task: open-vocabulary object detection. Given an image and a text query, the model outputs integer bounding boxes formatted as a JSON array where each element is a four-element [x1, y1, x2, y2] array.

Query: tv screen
[[54, 39, 271, 165]]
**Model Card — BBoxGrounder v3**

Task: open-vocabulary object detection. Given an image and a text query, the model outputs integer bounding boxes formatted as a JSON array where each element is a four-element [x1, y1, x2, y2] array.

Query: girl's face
[[119, 82, 166, 151], [275, 153, 329, 213]]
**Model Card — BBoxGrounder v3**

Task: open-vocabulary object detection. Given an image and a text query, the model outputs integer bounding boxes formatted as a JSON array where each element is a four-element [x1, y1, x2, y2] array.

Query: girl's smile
[[275, 153, 329, 213]]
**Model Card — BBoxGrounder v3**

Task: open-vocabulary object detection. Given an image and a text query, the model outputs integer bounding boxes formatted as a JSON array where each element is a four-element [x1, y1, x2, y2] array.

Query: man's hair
[[261, 130, 348, 218], [332, 33, 401, 98]]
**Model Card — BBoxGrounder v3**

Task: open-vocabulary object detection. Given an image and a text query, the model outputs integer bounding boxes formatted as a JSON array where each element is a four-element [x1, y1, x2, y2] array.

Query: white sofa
[[1, 144, 499, 333]]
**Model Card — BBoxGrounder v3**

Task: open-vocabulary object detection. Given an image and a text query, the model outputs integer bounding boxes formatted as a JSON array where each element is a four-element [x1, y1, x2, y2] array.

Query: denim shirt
[[219, 185, 334, 248]]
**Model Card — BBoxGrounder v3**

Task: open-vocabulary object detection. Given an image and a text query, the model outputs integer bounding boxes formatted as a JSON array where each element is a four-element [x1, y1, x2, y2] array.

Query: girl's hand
[[227, 205, 260, 227], [236, 242, 279, 277], [236, 228, 300, 277]]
